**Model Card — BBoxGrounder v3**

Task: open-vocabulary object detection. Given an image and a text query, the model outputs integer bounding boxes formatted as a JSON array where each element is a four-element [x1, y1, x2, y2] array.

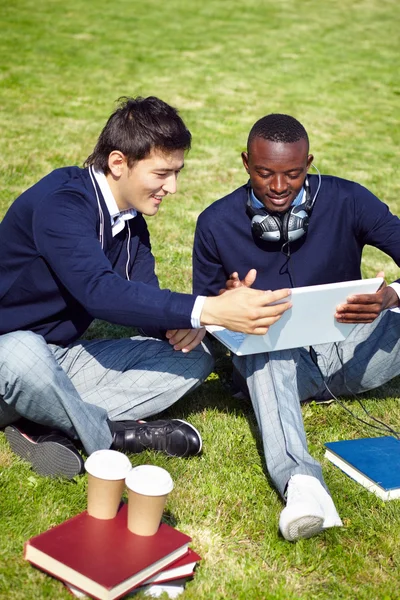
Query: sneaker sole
[[282, 514, 324, 541], [5, 426, 83, 479], [175, 419, 202, 455]]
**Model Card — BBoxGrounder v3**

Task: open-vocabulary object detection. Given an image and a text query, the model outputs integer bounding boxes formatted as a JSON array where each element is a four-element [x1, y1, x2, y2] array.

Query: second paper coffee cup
[[85, 449, 132, 520], [125, 465, 174, 536]]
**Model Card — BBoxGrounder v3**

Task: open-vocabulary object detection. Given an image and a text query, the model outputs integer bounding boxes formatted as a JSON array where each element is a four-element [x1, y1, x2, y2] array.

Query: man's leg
[[233, 347, 341, 541], [0, 331, 112, 455], [311, 309, 400, 399], [51, 335, 214, 456], [52, 336, 213, 422], [1, 331, 213, 476], [0, 330, 113, 477], [233, 310, 400, 540], [233, 349, 325, 496]]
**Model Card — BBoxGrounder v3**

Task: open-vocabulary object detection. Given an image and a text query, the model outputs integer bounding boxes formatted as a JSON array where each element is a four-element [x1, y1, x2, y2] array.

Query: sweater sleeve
[[353, 182, 400, 282], [192, 212, 229, 296], [32, 190, 195, 331]]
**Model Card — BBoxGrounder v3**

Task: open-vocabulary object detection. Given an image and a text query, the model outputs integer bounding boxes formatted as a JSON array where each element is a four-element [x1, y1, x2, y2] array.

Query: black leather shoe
[[109, 419, 202, 458], [5, 424, 84, 479]]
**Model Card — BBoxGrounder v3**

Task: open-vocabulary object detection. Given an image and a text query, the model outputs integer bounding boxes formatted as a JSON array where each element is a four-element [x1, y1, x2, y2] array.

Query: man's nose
[[162, 174, 178, 195], [270, 174, 287, 194]]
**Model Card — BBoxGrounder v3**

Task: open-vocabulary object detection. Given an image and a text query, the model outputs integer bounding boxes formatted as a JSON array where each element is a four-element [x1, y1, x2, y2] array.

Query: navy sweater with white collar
[[193, 174, 400, 296], [0, 167, 195, 346]]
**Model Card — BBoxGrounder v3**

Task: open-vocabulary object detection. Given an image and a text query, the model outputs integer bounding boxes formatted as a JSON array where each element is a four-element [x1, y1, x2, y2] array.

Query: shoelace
[[134, 423, 177, 451]]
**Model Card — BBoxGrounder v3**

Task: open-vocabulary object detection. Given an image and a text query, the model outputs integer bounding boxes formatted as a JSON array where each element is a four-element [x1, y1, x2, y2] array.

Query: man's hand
[[335, 271, 399, 323], [165, 328, 206, 353], [201, 286, 292, 335], [219, 269, 257, 294]]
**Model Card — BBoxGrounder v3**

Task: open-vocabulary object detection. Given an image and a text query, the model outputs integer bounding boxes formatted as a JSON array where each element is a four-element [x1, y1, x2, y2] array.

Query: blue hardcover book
[[324, 436, 400, 501]]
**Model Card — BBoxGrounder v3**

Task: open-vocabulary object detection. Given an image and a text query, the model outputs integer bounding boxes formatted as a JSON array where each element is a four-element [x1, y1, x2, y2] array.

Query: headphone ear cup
[[286, 205, 309, 242], [251, 213, 283, 242]]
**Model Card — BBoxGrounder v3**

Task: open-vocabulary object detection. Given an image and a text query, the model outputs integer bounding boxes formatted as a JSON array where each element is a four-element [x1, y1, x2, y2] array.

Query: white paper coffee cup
[[125, 465, 174, 535], [85, 450, 132, 520]]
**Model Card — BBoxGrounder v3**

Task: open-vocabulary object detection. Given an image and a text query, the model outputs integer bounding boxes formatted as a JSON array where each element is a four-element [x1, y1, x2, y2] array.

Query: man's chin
[[143, 206, 160, 217]]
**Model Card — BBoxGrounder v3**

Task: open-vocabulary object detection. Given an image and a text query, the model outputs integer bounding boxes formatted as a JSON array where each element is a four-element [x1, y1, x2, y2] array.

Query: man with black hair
[[193, 113, 400, 541], [0, 98, 291, 479]]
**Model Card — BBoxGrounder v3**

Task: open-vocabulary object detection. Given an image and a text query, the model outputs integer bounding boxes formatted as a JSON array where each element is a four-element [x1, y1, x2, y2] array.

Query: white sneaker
[[311, 479, 343, 529], [279, 474, 342, 542]]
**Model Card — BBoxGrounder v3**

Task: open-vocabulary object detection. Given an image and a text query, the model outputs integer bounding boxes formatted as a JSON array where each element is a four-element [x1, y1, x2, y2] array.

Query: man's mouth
[[267, 194, 291, 206]]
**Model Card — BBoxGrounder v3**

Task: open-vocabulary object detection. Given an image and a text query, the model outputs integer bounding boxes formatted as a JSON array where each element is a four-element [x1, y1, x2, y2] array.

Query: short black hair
[[247, 113, 309, 151], [85, 96, 191, 174]]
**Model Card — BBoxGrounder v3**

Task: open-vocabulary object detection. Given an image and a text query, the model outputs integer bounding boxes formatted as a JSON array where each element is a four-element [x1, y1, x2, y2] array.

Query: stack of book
[[24, 503, 201, 600]]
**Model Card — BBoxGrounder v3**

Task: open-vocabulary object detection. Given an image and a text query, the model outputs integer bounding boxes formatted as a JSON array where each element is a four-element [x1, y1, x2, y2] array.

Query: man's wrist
[[199, 296, 219, 327]]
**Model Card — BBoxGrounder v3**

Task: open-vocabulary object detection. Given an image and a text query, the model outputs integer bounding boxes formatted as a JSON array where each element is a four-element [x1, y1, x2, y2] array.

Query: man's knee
[[191, 340, 215, 383], [0, 331, 49, 391]]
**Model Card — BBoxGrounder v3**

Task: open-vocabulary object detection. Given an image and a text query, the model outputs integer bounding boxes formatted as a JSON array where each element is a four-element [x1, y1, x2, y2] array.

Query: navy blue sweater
[[193, 175, 400, 296], [0, 167, 195, 345]]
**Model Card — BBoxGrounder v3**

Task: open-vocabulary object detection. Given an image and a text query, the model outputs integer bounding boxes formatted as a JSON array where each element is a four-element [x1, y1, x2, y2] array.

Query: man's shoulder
[[312, 174, 380, 207], [197, 185, 247, 222], [42, 166, 90, 191], [317, 173, 371, 194], [27, 166, 96, 209]]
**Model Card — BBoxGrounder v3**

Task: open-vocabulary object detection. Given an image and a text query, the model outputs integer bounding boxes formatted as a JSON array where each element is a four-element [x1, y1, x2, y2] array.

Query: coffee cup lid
[[125, 465, 174, 496], [85, 449, 132, 480]]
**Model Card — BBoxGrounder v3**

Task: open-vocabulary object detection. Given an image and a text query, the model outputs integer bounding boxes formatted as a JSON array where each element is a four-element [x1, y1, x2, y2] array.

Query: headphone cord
[[280, 242, 296, 288], [309, 344, 400, 439]]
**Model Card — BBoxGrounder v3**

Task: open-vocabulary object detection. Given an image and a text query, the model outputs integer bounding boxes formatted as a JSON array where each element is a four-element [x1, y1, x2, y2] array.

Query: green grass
[[1, 0, 400, 598]]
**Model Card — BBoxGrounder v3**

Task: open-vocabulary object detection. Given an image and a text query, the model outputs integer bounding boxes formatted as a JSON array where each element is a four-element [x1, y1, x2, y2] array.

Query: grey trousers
[[0, 331, 214, 455], [233, 309, 400, 497]]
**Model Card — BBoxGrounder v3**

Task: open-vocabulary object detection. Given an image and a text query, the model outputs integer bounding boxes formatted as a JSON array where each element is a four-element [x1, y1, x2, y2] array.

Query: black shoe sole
[[5, 426, 83, 479]]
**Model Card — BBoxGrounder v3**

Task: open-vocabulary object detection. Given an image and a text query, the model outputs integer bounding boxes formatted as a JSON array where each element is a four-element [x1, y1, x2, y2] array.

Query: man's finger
[[180, 328, 206, 353], [165, 329, 178, 339], [335, 313, 378, 323], [340, 294, 381, 306], [243, 268, 257, 288]]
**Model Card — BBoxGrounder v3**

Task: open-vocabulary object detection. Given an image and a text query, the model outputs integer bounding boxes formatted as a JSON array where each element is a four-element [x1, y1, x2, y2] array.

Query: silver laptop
[[206, 277, 383, 355]]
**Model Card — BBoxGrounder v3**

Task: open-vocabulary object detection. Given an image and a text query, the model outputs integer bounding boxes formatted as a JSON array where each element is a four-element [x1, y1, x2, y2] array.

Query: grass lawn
[[1, 0, 400, 598]]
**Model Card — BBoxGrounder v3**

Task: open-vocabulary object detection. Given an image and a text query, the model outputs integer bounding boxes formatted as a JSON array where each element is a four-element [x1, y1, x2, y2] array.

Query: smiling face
[[242, 137, 313, 214], [106, 147, 185, 215]]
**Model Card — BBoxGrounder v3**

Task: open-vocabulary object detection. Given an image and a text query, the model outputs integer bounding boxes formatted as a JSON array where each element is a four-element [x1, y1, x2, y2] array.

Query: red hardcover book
[[143, 548, 201, 585], [24, 504, 191, 600], [65, 548, 201, 598]]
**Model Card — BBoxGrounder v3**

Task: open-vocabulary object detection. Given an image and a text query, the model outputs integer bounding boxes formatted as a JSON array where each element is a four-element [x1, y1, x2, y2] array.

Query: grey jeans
[[233, 309, 400, 496], [0, 331, 214, 455]]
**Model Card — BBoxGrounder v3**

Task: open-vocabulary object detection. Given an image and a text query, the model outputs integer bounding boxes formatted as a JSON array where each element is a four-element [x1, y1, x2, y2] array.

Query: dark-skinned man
[[193, 113, 400, 542]]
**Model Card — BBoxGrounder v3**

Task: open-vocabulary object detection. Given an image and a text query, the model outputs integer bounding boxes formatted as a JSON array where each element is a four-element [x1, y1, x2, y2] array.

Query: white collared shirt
[[92, 168, 137, 237], [91, 168, 205, 328]]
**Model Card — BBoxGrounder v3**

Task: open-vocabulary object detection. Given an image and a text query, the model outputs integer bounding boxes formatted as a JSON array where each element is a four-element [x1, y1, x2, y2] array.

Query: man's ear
[[107, 151, 127, 178], [306, 154, 314, 171], [241, 151, 250, 173]]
